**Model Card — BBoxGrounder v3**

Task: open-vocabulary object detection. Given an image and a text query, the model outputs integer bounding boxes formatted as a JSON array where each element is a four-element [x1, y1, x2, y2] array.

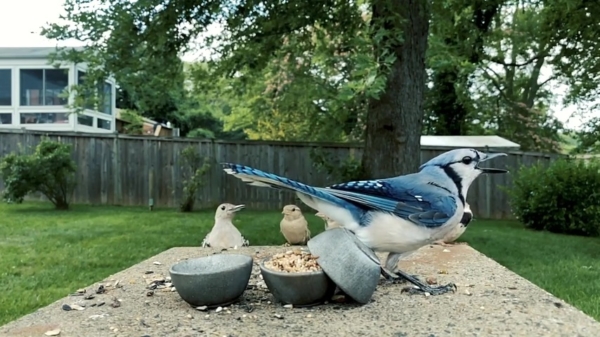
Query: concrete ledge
[[2, 245, 599, 337]]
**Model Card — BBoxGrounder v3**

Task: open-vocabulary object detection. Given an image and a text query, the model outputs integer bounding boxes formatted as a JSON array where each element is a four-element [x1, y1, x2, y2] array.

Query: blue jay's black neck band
[[460, 211, 473, 226], [442, 165, 465, 206]]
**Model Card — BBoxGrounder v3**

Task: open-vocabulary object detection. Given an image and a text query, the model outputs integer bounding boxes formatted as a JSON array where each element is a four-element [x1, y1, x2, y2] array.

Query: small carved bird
[[280, 204, 311, 245], [434, 203, 473, 246], [201, 203, 249, 250], [315, 211, 342, 231]]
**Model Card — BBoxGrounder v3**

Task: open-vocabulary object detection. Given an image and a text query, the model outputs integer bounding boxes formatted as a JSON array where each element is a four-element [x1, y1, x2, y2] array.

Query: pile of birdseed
[[264, 249, 322, 273]]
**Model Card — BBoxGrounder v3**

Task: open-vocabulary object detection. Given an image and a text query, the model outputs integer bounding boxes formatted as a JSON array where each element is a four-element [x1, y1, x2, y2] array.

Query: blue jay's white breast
[[352, 210, 464, 254]]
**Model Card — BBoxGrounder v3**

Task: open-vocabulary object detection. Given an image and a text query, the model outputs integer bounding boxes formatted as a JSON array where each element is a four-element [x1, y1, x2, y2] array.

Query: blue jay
[[222, 148, 507, 295]]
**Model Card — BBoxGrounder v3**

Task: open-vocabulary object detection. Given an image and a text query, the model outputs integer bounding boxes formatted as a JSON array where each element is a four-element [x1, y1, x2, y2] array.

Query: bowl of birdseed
[[260, 249, 337, 307], [169, 254, 253, 308]]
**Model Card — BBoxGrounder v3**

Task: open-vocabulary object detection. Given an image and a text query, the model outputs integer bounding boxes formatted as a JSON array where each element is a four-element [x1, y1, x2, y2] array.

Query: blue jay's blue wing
[[323, 177, 458, 228]]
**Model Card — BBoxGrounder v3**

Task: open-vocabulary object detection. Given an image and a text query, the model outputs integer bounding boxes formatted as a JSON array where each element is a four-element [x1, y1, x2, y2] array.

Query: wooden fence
[[0, 130, 564, 219]]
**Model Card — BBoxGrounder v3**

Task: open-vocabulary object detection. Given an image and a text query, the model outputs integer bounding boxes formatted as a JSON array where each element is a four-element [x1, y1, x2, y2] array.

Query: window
[[77, 114, 94, 127], [77, 71, 94, 110], [20, 113, 69, 124], [97, 118, 111, 130], [20, 69, 68, 106], [77, 71, 113, 115], [0, 113, 11, 124], [0, 69, 10, 106], [101, 82, 112, 115]]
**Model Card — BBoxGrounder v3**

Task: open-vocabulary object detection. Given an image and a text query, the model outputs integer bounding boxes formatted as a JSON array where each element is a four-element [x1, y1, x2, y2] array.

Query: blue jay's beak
[[477, 153, 508, 174], [231, 204, 245, 212]]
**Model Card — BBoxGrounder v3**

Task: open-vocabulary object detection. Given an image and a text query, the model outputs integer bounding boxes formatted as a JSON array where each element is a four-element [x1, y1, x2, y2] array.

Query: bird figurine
[[315, 211, 342, 231], [221, 148, 507, 295], [201, 203, 249, 250], [280, 205, 311, 245], [434, 202, 473, 246]]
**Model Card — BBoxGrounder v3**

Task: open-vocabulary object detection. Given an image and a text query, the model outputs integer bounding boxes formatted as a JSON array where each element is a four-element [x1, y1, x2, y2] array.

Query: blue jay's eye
[[462, 156, 473, 165]]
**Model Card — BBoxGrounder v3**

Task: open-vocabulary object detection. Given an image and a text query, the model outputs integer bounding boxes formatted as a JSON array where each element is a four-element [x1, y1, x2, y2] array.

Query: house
[[420, 135, 520, 151], [0, 47, 116, 133], [115, 109, 179, 137]]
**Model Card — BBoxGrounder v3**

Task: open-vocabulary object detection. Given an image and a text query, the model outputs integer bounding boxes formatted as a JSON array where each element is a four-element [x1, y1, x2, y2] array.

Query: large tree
[[43, 0, 431, 178]]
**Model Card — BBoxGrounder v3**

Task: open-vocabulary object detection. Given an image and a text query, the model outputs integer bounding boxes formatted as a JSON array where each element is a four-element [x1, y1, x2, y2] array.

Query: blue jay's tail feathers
[[222, 163, 354, 209]]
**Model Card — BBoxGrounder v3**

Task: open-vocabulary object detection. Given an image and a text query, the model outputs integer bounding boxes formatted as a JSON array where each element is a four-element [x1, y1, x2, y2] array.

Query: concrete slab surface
[[1, 245, 599, 337]]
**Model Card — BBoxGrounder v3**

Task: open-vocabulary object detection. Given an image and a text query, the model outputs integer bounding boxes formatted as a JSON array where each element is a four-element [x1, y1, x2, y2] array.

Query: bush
[[178, 145, 211, 212], [507, 158, 600, 237], [0, 138, 77, 210]]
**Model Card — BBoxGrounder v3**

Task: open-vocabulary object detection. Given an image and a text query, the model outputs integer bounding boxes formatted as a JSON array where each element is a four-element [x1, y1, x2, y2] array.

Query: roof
[[420, 135, 520, 149], [0, 46, 84, 60]]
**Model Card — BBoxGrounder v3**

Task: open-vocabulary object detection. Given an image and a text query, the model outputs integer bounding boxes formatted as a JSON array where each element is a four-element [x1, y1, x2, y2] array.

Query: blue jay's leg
[[382, 253, 457, 296]]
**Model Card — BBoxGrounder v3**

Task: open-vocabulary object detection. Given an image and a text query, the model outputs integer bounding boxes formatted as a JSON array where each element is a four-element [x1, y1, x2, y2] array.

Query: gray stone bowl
[[260, 256, 337, 307], [307, 228, 381, 304], [169, 254, 253, 308]]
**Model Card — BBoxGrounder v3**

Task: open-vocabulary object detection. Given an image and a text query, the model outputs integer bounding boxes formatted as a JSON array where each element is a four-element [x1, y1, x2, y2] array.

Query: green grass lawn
[[0, 202, 599, 326]]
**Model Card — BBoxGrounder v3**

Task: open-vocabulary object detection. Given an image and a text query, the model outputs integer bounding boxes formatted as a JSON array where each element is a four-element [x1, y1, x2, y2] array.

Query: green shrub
[[178, 145, 211, 212], [0, 138, 77, 210], [507, 158, 600, 236]]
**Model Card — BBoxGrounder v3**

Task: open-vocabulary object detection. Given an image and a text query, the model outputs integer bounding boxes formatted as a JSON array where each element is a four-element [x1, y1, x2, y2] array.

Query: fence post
[[113, 134, 123, 205]]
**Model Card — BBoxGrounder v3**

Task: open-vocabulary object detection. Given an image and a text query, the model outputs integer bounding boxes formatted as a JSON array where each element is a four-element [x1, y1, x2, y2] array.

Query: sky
[[0, 0, 593, 131]]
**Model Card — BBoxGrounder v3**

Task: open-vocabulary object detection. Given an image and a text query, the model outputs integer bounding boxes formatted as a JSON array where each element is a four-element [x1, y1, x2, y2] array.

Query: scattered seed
[[426, 277, 438, 285], [97, 301, 105, 307], [215, 307, 223, 313], [84, 294, 95, 300], [109, 297, 121, 308], [508, 286, 517, 290], [283, 304, 293, 309], [186, 314, 192, 319], [170, 287, 176, 292], [306, 314, 313, 318], [61, 304, 72, 311], [242, 314, 247, 318], [331, 295, 346, 303], [144, 271, 154, 274], [205, 314, 210, 318], [146, 291, 154, 297], [464, 290, 472, 296], [196, 306, 208, 311], [70, 304, 85, 311], [76, 288, 86, 294], [89, 314, 106, 320], [554, 302, 563, 308], [44, 328, 61, 336], [442, 249, 450, 253], [96, 285, 106, 294], [438, 270, 448, 274], [424, 292, 431, 297], [274, 314, 283, 319], [153, 261, 162, 265]]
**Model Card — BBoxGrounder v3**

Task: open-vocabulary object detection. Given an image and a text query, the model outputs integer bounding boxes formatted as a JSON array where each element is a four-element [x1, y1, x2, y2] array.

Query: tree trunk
[[361, 0, 430, 179]]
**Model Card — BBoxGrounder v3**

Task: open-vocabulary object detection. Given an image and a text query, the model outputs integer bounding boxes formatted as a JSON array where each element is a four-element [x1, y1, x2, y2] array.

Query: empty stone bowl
[[260, 255, 337, 307], [307, 228, 381, 304], [169, 254, 253, 308]]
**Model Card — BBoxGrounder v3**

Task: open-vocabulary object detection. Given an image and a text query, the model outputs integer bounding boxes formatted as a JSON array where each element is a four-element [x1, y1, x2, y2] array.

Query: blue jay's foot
[[380, 269, 418, 285], [381, 267, 456, 296], [401, 283, 457, 296]]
